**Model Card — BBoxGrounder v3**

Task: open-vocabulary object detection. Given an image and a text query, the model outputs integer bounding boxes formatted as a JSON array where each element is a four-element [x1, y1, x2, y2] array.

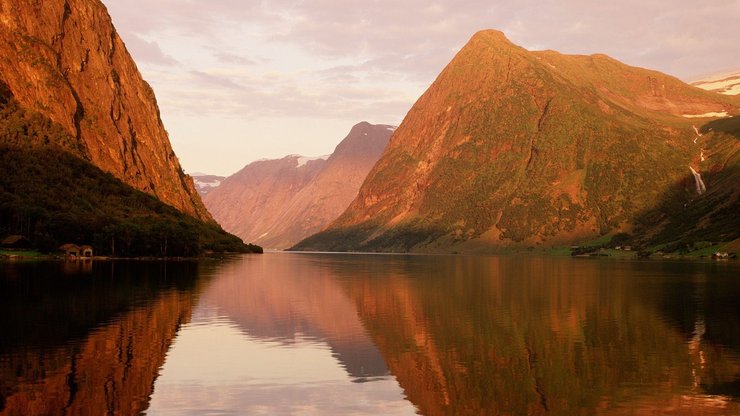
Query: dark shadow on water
[[702, 377, 740, 400], [0, 258, 233, 415]]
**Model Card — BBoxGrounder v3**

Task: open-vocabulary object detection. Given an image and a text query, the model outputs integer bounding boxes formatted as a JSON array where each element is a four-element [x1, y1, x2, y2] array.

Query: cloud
[[122, 34, 179, 66], [107, 0, 740, 81], [100, 0, 740, 174], [214, 52, 258, 66]]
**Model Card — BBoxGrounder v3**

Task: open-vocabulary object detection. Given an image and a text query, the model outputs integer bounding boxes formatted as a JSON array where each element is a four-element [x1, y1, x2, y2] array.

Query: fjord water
[[1, 254, 738, 415]]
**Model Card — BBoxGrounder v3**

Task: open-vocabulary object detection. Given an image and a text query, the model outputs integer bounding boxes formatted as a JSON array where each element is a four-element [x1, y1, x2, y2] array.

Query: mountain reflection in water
[[1, 254, 739, 415]]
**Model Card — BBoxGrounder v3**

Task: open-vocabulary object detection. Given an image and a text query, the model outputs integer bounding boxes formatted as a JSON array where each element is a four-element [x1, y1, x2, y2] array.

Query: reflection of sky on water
[[146, 255, 417, 415], [147, 312, 415, 415]]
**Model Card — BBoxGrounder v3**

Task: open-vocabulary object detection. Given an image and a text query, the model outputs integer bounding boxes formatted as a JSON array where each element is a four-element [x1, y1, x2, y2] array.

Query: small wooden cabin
[[59, 243, 80, 257], [80, 245, 93, 257], [1, 235, 33, 250]]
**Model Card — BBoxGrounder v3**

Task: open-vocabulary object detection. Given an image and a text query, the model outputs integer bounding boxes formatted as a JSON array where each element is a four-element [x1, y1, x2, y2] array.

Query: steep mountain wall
[[0, 0, 210, 220]]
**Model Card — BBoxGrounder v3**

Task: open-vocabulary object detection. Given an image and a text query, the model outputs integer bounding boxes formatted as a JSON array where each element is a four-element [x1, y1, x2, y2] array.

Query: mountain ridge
[[293, 30, 740, 253], [205, 122, 394, 249]]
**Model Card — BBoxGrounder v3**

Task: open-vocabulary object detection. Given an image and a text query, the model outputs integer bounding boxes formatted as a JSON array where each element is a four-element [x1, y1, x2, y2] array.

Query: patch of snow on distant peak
[[693, 71, 740, 83], [682, 111, 728, 119], [692, 71, 740, 96], [296, 155, 330, 167], [386, 126, 397, 131], [197, 179, 222, 187], [725, 84, 740, 95]]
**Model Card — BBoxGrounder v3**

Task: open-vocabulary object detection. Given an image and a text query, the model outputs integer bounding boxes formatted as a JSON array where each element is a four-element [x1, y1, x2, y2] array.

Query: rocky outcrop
[[0, 0, 210, 220], [206, 122, 393, 249]]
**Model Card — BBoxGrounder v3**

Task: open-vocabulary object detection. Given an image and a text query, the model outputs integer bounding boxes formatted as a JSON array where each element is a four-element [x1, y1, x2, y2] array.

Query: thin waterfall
[[689, 166, 707, 195]]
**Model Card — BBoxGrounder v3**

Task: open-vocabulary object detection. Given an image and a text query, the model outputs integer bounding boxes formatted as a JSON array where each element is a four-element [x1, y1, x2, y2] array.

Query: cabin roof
[[3, 235, 26, 244]]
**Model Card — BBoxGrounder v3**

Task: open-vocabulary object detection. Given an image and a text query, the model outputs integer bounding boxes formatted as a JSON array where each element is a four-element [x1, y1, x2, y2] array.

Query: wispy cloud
[[101, 0, 740, 174], [122, 35, 179, 66]]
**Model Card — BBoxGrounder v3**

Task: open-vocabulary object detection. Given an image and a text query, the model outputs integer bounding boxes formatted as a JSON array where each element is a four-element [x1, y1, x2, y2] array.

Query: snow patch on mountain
[[691, 71, 740, 96], [296, 155, 330, 167], [682, 111, 728, 119], [192, 174, 226, 196]]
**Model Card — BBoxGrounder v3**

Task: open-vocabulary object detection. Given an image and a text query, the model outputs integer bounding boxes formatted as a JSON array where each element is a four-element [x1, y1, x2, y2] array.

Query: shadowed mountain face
[[206, 122, 394, 249], [0, 0, 210, 221], [294, 30, 740, 253]]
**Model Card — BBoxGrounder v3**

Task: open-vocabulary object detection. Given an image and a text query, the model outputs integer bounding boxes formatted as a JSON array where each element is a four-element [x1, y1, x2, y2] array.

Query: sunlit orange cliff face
[[0, 0, 210, 220]]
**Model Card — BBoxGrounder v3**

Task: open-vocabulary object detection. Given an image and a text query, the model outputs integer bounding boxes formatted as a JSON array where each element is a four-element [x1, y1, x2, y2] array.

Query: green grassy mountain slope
[[0, 88, 259, 256], [293, 30, 740, 253]]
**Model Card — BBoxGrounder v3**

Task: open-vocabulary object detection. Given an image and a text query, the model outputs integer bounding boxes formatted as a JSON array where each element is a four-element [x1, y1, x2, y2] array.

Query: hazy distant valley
[[203, 122, 394, 249]]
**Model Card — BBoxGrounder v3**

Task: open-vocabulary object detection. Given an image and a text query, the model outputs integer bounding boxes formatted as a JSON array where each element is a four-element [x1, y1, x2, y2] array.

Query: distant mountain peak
[[204, 122, 393, 249]]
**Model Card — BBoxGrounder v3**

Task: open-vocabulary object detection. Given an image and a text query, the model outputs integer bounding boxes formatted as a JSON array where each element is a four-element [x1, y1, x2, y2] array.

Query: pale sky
[[101, 0, 740, 176]]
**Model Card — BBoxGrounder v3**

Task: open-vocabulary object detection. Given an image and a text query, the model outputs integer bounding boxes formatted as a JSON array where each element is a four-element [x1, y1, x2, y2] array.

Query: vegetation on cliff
[[0, 91, 260, 257], [293, 30, 740, 254], [0, 0, 211, 220]]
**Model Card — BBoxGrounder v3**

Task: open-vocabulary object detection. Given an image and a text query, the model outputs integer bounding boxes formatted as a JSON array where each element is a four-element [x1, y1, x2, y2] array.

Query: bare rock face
[[205, 122, 394, 249], [0, 0, 211, 220]]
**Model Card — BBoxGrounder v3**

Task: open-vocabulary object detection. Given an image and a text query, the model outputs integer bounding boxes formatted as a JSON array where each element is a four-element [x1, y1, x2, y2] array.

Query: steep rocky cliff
[[0, 0, 210, 220], [294, 30, 740, 253], [206, 122, 393, 249]]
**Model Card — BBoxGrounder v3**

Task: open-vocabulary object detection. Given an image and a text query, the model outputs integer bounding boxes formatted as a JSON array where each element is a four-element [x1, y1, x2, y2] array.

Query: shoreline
[[2, 248, 735, 262], [0, 252, 251, 262]]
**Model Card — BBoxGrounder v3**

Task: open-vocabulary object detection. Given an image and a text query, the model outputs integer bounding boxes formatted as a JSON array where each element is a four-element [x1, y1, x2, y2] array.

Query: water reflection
[[147, 254, 415, 415], [1, 254, 739, 415], [0, 260, 219, 415], [324, 255, 740, 415]]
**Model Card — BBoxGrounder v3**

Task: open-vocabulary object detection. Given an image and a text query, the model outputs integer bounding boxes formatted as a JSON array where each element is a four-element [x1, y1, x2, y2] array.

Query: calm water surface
[[1, 253, 739, 415]]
